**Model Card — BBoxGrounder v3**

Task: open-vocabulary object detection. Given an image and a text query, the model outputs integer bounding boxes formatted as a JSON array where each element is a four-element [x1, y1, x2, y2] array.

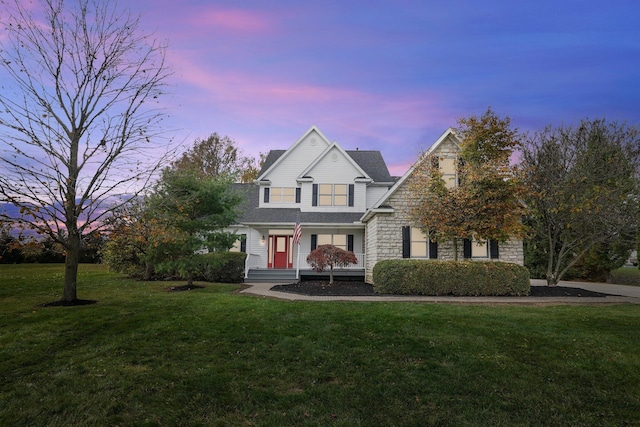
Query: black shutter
[[240, 235, 247, 253], [295, 187, 301, 203], [348, 184, 355, 207], [490, 240, 499, 259], [311, 234, 317, 251], [402, 226, 411, 258], [428, 228, 438, 259], [347, 234, 354, 252], [463, 238, 472, 259], [312, 184, 318, 206], [264, 188, 270, 203]]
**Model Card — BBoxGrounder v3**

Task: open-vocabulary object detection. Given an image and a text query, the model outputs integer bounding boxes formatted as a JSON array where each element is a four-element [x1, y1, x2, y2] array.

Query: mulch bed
[[271, 280, 615, 297]]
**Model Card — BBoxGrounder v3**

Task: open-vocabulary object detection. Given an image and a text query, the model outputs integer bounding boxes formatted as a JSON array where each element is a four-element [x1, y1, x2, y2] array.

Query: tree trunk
[[144, 262, 153, 281], [329, 265, 334, 285], [187, 272, 194, 289], [452, 238, 459, 261], [63, 233, 81, 302]]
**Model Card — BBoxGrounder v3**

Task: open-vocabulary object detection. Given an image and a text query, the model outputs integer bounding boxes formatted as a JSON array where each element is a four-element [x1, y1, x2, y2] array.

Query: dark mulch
[[41, 299, 98, 307], [168, 284, 205, 292], [271, 280, 615, 297]]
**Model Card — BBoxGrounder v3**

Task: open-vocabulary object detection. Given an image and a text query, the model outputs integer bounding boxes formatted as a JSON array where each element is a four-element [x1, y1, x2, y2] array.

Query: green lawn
[[1, 264, 639, 426]]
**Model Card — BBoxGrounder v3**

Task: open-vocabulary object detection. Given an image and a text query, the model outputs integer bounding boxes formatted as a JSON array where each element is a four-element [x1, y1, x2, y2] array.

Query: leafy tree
[[411, 108, 527, 259], [172, 133, 263, 183], [521, 119, 640, 285], [144, 169, 241, 288], [0, 0, 171, 302], [101, 198, 161, 279], [306, 244, 358, 285], [0, 225, 24, 264]]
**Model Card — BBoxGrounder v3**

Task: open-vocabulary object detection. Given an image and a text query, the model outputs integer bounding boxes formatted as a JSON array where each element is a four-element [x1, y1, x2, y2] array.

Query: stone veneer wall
[[363, 137, 524, 283]]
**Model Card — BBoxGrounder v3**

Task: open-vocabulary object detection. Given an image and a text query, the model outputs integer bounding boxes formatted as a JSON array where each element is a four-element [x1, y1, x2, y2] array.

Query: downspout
[[244, 231, 250, 279]]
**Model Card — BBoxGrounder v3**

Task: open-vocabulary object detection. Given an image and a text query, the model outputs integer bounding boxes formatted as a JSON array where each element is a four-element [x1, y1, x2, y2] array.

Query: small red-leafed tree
[[306, 244, 358, 285]]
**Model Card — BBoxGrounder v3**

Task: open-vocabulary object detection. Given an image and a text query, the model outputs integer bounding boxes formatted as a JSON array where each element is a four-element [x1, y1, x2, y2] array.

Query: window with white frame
[[471, 239, 488, 258], [316, 234, 347, 250], [318, 184, 333, 206], [410, 228, 428, 258], [269, 187, 296, 203], [313, 184, 354, 207]]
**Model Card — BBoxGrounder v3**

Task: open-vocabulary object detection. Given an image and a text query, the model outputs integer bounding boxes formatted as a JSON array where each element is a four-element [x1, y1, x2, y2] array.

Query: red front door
[[273, 235, 289, 269]]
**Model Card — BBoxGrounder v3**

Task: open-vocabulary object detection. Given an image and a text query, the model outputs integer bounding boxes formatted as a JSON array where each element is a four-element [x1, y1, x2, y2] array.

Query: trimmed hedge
[[372, 259, 530, 296], [195, 252, 247, 283]]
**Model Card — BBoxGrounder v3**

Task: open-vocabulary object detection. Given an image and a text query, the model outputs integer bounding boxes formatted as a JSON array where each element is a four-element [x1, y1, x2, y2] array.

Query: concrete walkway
[[239, 279, 640, 305]]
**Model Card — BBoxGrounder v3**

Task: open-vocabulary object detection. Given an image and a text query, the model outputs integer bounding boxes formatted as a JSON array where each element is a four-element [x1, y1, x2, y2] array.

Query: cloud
[[187, 7, 276, 35]]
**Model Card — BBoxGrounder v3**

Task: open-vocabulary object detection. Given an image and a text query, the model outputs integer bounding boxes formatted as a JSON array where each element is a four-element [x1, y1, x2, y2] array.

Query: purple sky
[[47, 1, 640, 176]]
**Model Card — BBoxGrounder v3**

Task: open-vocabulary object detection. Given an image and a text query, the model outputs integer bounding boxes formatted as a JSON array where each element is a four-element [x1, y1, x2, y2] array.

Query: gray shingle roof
[[232, 183, 364, 225], [257, 149, 393, 183]]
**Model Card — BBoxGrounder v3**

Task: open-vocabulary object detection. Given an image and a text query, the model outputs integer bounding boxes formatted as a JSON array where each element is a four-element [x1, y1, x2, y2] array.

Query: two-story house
[[230, 125, 524, 283]]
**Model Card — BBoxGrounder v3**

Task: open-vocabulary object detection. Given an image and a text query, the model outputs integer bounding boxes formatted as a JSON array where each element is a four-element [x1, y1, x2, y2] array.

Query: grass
[[1, 264, 640, 426], [609, 266, 640, 286]]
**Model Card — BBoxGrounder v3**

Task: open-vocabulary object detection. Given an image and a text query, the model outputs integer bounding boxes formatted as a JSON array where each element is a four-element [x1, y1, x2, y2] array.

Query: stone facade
[[363, 133, 524, 283]]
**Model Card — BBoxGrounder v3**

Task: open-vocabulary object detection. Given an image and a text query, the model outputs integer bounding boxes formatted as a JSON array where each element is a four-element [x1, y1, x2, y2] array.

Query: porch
[[244, 251, 366, 283]]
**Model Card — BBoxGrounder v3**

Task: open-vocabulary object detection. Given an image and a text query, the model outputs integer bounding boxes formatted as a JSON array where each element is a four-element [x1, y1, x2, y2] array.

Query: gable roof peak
[[256, 125, 332, 181], [363, 127, 461, 215]]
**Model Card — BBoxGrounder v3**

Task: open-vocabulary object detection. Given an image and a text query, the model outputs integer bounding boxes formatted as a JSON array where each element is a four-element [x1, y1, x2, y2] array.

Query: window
[[230, 235, 247, 253], [439, 157, 457, 189], [402, 226, 437, 259], [313, 184, 355, 207], [411, 228, 428, 258], [311, 234, 354, 251], [333, 184, 348, 206], [463, 238, 499, 259], [471, 239, 488, 258], [265, 187, 298, 204], [318, 184, 333, 206]]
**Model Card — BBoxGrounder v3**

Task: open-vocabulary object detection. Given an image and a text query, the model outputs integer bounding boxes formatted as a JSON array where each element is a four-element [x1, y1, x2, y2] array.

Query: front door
[[273, 235, 289, 268]]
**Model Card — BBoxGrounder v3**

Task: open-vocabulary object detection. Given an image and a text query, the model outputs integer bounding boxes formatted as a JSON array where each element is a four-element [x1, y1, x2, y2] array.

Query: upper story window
[[439, 157, 457, 189], [264, 187, 301, 204], [313, 184, 354, 207]]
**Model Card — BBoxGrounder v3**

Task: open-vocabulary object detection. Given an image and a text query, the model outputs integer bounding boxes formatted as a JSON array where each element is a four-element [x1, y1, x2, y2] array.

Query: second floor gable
[[256, 126, 395, 212]]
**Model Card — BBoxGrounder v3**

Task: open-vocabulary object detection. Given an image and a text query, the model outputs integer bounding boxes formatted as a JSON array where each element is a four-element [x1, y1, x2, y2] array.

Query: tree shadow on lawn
[[271, 280, 615, 297], [39, 283, 205, 307]]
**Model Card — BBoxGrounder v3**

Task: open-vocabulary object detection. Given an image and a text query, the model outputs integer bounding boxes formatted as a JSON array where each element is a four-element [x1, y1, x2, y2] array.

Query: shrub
[[372, 259, 530, 296], [196, 252, 247, 283]]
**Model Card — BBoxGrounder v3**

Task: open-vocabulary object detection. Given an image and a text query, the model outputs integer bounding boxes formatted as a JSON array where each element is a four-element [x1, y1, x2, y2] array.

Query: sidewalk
[[240, 280, 640, 304]]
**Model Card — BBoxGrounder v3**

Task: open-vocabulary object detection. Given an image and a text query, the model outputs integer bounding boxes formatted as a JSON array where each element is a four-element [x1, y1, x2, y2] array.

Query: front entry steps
[[246, 269, 297, 283]]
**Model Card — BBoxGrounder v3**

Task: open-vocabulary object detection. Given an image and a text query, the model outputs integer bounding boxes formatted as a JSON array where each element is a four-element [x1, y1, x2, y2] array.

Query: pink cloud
[[188, 8, 275, 35], [163, 49, 461, 176]]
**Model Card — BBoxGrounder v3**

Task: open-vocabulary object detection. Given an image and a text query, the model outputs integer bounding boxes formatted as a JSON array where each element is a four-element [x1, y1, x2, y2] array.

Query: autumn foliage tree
[[411, 108, 528, 259], [521, 119, 640, 285], [101, 197, 162, 279], [172, 133, 264, 183], [306, 244, 358, 285], [0, 0, 171, 302]]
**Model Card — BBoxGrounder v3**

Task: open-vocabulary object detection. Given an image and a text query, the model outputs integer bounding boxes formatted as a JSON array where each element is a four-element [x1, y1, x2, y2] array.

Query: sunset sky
[[14, 0, 640, 176]]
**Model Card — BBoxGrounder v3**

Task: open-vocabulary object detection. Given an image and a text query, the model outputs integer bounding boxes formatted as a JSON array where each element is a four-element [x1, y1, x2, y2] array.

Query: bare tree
[[0, 0, 172, 303]]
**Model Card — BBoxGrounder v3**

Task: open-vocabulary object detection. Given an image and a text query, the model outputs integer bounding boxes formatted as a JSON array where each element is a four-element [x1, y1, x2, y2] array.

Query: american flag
[[293, 221, 302, 245]]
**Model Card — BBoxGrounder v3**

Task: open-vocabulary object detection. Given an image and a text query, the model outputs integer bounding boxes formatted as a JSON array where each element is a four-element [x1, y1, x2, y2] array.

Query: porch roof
[[232, 184, 364, 225]]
